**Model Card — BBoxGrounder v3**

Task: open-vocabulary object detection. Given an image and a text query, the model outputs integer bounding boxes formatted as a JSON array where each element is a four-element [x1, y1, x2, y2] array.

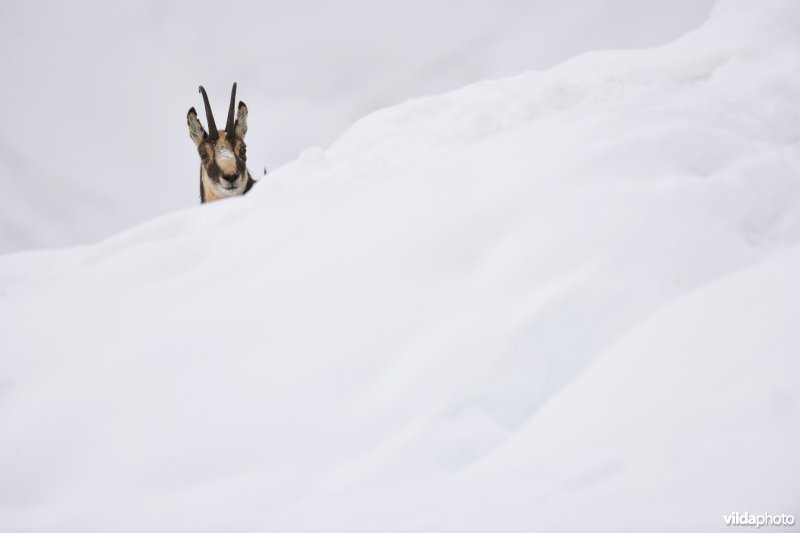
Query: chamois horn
[[198, 86, 218, 140], [226, 82, 237, 137]]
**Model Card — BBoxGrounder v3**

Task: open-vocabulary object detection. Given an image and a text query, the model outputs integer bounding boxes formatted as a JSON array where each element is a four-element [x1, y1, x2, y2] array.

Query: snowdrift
[[1, 1, 799, 531], [0, 1, 714, 255]]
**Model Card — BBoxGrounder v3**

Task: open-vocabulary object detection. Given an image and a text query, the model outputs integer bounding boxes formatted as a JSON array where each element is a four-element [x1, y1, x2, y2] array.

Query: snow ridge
[[1, 1, 799, 531]]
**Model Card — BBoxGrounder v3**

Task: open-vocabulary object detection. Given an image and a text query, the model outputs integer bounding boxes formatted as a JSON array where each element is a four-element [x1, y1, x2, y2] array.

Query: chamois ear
[[234, 102, 248, 138], [187, 107, 207, 147]]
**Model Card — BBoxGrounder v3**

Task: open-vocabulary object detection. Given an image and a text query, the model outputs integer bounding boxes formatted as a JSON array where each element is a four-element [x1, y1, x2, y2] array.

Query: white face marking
[[217, 148, 235, 164], [216, 148, 237, 175]]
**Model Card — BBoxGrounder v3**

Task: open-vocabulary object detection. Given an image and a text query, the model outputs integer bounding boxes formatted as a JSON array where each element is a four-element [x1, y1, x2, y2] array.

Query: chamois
[[187, 83, 256, 203]]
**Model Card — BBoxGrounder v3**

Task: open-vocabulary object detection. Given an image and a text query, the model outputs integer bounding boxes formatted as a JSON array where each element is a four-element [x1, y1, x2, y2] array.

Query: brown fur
[[188, 85, 255, 203]]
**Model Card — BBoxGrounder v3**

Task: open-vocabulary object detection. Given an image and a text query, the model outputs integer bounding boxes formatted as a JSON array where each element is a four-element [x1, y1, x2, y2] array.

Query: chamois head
[[187, 82, 255, 203]]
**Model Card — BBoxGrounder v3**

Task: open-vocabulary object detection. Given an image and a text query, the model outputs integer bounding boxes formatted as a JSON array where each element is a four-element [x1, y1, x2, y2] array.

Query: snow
[[0, 0, 715, 254], [1, 0, 800, 531]]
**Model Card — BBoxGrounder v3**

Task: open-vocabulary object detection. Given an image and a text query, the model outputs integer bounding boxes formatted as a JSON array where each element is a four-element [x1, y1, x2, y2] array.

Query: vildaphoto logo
[[724, 512, 795, 528]]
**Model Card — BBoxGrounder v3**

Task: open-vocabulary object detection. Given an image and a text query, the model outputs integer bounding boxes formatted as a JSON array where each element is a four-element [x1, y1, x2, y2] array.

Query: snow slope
[[1, 0, 799, 531], [0, 0, 715, 254]]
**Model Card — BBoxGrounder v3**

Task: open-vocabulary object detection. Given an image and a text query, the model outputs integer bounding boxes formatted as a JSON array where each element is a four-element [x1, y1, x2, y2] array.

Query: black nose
[[222, 174, 238, 184]]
